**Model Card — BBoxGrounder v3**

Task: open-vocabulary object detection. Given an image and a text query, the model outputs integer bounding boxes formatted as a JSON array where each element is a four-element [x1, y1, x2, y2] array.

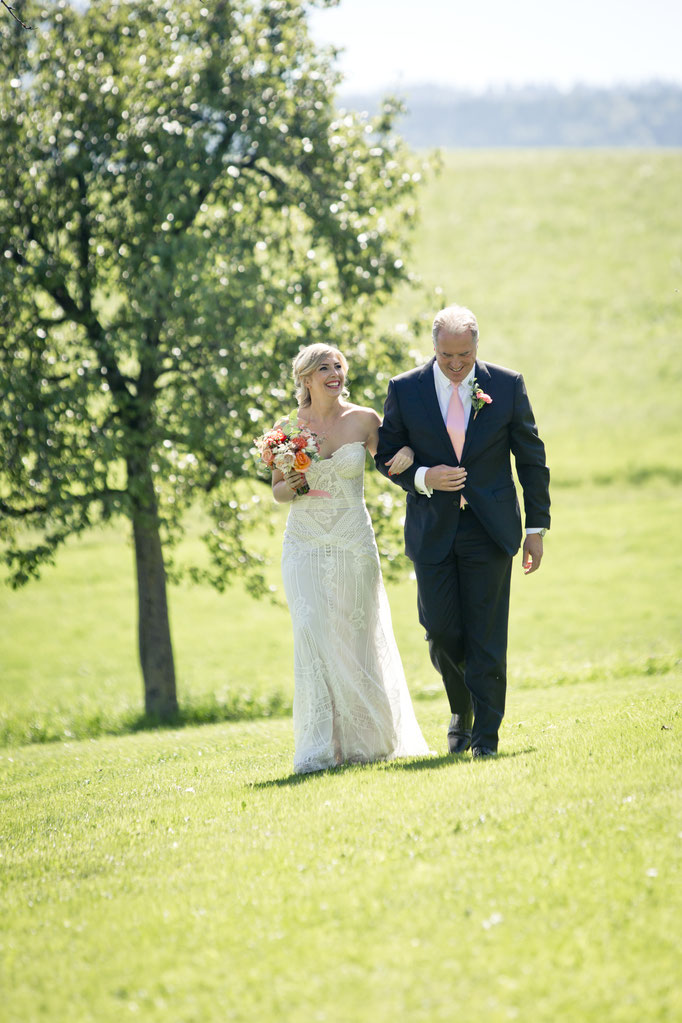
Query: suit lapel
[[417, 358, 455, 460], [461, 360, 491, 460]]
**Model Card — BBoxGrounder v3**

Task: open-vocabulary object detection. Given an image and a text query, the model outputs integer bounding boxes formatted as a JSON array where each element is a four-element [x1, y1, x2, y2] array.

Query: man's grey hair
[[432, 305, 479, 347]]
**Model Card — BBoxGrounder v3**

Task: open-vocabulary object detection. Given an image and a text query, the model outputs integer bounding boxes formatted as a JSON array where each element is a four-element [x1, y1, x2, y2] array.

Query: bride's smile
[[306, 358, 346, 404]]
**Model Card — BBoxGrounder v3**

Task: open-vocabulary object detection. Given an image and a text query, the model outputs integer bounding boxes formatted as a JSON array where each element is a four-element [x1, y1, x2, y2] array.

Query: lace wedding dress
[[282, 441, 430, 774]]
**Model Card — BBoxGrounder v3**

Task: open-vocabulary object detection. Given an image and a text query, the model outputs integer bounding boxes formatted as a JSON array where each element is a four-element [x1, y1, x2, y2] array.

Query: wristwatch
[[539, 528, 547, 537]]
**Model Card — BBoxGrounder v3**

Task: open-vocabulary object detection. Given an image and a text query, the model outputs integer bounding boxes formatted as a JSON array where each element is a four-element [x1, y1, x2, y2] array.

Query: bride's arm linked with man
[[265, 302, 549, 774]]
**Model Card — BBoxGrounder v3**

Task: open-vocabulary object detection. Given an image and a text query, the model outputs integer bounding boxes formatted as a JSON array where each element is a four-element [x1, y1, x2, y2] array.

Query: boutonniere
[[471, 378, 493, 419]]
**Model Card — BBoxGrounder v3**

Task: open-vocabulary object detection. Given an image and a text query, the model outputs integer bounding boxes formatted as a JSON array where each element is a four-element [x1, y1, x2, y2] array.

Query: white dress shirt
[[413, 361, 545, 535]]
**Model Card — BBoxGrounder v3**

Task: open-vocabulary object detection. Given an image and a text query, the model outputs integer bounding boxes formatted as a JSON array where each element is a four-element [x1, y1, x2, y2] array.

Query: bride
[[272, 343, 431, 773]]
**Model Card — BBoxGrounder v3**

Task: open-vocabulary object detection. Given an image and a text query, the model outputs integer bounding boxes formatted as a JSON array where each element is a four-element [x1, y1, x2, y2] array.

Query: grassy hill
[[1, 676, 679, 1022], [391, 149, 682, 482], [1, 149, 681, 1023]]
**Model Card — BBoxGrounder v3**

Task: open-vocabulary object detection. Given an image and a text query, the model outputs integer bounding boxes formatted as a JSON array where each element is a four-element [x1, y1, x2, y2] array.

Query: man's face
[[434, 328, 478, 385]]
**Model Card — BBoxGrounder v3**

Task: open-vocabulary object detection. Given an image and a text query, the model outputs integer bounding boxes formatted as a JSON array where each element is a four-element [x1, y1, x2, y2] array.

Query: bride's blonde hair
[[292, 343, 349, 408]]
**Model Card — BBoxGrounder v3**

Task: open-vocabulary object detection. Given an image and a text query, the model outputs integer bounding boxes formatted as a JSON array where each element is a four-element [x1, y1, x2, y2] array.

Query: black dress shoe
[[447, 712, 472, 754], [472, 746, 497, 759]]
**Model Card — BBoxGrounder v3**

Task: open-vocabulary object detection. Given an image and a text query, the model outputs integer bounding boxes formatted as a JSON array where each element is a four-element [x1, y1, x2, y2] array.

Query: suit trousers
[[412, 508, 513, 751]]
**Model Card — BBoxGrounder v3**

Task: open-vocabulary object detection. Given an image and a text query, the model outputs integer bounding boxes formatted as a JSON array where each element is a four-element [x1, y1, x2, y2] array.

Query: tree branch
[[245, 160, 292, 199], [76, 167, 93, 318], [8, 196, 137, 402], [164, 131, 253, 239], [8, 241, 134, 401], [1, 0, 31, 29]]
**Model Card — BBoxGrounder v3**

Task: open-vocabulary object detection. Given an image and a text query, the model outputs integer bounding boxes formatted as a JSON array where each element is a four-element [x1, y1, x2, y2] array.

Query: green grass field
[[1, 150, 681, 1020], [2, 679, 680, 1021]]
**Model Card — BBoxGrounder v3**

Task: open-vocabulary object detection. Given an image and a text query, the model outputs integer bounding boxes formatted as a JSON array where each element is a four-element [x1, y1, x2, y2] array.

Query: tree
[[0, 0, 423, 717]]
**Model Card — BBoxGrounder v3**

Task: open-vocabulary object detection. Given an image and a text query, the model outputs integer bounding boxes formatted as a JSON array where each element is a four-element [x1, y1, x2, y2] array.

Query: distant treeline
[[339, 82, 682, 147]]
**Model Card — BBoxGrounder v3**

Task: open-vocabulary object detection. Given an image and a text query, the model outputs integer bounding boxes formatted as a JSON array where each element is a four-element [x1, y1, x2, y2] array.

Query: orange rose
[[293, 450, 312, 472]]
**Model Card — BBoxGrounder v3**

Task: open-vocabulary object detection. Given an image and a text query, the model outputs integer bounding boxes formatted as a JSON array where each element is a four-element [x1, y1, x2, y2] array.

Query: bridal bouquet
[[255, 412, 320, 495]]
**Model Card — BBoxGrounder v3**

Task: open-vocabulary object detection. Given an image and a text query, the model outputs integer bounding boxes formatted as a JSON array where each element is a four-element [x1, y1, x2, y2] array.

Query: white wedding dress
[[281, 441, 430, 774]]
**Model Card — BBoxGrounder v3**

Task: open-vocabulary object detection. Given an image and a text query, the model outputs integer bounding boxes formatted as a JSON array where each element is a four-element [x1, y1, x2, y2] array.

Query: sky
[[308, 0, 682, 94]]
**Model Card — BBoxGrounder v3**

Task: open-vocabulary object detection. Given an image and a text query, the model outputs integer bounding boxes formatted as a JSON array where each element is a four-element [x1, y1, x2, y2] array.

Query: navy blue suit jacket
[[375, 358, 550, 563]]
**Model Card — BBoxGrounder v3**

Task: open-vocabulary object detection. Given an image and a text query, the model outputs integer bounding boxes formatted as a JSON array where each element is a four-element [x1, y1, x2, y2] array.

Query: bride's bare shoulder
[[344, 403, 381, 425]]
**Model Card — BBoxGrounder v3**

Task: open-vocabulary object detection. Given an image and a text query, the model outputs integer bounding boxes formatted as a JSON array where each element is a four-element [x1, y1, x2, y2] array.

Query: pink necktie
[[446, 385, 465, 460]]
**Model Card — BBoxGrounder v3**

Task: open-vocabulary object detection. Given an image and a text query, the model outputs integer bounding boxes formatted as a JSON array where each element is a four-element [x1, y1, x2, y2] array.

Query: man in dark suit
[[376, 304, 550, 757]]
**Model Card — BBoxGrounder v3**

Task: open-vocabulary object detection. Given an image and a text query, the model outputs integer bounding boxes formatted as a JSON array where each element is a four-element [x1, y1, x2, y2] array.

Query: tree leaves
[[0, 0, 423, 593]]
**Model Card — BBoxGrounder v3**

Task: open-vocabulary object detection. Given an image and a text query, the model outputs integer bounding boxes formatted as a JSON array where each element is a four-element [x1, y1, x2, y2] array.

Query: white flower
[[274, 451, 296, 470]]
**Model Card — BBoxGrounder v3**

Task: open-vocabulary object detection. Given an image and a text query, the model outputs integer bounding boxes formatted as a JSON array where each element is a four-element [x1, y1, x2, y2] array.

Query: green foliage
[[0, 0, 422, 590], [1, 678, 680, 1021]]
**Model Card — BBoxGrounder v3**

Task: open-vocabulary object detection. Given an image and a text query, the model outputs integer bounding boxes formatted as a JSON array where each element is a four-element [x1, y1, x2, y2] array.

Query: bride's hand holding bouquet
[[255, 413, 320, 496]]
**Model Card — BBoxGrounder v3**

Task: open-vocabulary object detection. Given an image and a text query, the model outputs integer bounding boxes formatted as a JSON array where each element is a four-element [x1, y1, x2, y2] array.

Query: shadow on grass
[[0, 692, 293, 749], [250, 753, 453, 788], [251, 748, 536, 788]]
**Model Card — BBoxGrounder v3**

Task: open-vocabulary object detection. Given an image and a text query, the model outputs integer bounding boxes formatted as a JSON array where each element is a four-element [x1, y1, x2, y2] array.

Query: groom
[[376, 304, 550, 757]]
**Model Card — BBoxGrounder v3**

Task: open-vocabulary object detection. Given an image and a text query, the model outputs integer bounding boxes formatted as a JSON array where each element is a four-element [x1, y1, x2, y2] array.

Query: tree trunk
[[128, 460, 178, 719]]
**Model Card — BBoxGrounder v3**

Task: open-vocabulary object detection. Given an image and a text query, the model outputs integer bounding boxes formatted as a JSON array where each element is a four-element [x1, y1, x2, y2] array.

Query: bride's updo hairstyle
[[293, 343, 349, 408]]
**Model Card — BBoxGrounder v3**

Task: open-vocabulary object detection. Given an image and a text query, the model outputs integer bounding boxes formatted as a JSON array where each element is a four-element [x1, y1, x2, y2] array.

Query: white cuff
[[414, 466, 433, 497], [525, 527, 546, 534]]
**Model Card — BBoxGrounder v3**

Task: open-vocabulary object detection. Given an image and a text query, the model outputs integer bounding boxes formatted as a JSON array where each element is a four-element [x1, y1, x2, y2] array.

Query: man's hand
[[522, 533, 544, 574], [424, 465, 467, 491]]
